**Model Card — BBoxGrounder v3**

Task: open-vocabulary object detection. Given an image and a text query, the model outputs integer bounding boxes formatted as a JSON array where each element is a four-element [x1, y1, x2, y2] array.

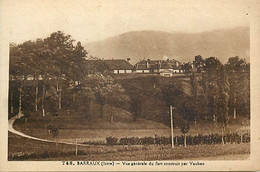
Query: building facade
[[134, 59, 183, 74]]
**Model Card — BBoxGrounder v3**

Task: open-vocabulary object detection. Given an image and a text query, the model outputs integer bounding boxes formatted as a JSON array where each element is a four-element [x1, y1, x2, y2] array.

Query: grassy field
[[8, 132, 250, 161], [13, 111, 249, 143], [13, 103, 172, 142]]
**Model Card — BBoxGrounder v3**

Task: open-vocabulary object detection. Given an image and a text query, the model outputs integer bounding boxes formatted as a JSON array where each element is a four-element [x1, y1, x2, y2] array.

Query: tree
[[47, 124, 59, 146], [161, 82, 184, 108], [203, 57, 223, 122], [107, 83, 129, 123], [225, 57, 249, 119], [44, 84, 59, 117], [81, 74, 128, 119], [225, 56, 247, 72], [43, 32, 88, 114], [217, 70, 230, 131], [194, 55, 205, 73], [9, 42, 37, 117], [180, 119, 190, 148], [9, 31, 89, 118], [161, 81, 196, 130], [190, 73, 199, 124], [129, 95, 142, 122], [204, 57, 222, 74], [182, 63, 192, 73], [95, 89, 107, 118]]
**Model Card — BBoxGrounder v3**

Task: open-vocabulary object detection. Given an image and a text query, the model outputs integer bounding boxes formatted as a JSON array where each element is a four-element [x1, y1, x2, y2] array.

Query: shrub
[[46, 124, 59, 138], [106, 137, 118, 145]]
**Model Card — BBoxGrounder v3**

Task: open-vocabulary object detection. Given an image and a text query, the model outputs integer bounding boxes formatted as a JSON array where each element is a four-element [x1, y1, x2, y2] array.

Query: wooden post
[[170, 105, 174, 148], [110, 114, 114, 123], [11, 91, 13, 114], [59, 88, 62, 109], [18, 88, 22, 118], [210, 130, 212, 144], [56, 81, 59, 91], [240, 131, 243, 143], [75, 139, 78, 157], [90, 99, 92, 115], [234, 96, 237, 119], [184, 134, 187, 148], [35, 85, 38, 112], [221, 128, 224, 145], [42, 85, 45, 117], [73, 92, 76, 102]]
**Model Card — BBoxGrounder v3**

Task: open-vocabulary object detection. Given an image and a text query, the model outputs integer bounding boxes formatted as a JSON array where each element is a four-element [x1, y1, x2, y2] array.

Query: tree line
[[161, 55, 250, 136], [9, 31, 128, 123]]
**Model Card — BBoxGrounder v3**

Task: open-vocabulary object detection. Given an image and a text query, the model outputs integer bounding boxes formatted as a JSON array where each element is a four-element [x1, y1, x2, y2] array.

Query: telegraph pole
[[170, 105, 174, 148]]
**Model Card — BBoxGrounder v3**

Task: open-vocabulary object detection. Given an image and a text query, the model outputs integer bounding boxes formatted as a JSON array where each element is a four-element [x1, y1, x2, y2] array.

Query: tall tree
[[190, 73, 199, 124], [225, 57, 249, 119], [179, 119, 190, 148], [194, 55, 205, 73], [203, 57, 223, 123], [82, 74, 127, 119], [217, 69, 230, 131]]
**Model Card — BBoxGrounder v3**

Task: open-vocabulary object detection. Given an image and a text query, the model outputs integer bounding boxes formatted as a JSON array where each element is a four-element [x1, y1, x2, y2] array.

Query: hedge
[[105, 132, 250, 146]]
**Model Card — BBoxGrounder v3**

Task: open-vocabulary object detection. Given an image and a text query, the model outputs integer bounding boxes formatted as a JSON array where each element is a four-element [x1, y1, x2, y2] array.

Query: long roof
[[104, 59, 134, 70], [135, 59, 182, 70]]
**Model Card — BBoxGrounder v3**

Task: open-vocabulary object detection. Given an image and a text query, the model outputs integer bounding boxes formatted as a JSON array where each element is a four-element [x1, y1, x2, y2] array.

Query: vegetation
[[8, 132, 250, 161], [104, 131, 250, 146], [9, 31, 250, 162], [9, 31, 129, 124], [116, 55, 249, 131], [9, 30, 250, 129]]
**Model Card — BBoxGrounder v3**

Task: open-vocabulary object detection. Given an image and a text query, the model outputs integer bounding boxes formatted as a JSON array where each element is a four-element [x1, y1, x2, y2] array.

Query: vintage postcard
[[1, 0, 260, 171]]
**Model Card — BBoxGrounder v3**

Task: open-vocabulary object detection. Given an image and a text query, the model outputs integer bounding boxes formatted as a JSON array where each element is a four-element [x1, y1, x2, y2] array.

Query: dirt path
[[8, 114, 90, 146]]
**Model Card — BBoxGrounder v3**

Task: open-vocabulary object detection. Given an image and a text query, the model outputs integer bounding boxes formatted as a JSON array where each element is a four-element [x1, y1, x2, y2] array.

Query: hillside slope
[[86, 27, 249, 64], [116, 75, 192, 126]]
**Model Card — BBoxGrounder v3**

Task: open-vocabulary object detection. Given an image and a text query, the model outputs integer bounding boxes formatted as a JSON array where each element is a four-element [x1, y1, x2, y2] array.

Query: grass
[[13, 112, 249, 143], [15, 103, 169, 130], [8, 132, 250, 161], [13, 103, 171, 142]]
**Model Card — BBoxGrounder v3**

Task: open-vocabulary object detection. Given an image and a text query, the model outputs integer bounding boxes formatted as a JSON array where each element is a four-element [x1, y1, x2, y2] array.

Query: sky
[[2, 0, 250, 44]]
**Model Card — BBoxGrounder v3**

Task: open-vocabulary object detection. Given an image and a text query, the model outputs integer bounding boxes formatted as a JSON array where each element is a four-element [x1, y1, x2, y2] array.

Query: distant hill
[[85, 27, 249, 64]]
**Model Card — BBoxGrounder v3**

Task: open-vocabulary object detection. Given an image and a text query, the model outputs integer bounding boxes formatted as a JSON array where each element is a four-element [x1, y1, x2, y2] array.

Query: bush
[[46, 124, 59, 138], [106, 137, 118, 145]]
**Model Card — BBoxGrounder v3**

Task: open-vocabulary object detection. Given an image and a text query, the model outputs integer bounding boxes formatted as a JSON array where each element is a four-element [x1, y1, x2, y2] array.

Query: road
[[8, 114, 90, 146]]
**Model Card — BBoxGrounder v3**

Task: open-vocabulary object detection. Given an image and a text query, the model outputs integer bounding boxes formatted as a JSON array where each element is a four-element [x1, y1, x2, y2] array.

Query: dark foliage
[[103, 132, 250, 146]]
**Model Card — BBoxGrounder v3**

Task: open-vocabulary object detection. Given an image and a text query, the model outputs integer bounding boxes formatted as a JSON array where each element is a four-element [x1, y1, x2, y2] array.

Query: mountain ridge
[[85, 27, 249, 64]]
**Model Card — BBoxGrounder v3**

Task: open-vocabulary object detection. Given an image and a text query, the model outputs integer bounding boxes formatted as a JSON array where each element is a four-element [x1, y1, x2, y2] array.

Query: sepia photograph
[[1, 0, 260, 171]]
